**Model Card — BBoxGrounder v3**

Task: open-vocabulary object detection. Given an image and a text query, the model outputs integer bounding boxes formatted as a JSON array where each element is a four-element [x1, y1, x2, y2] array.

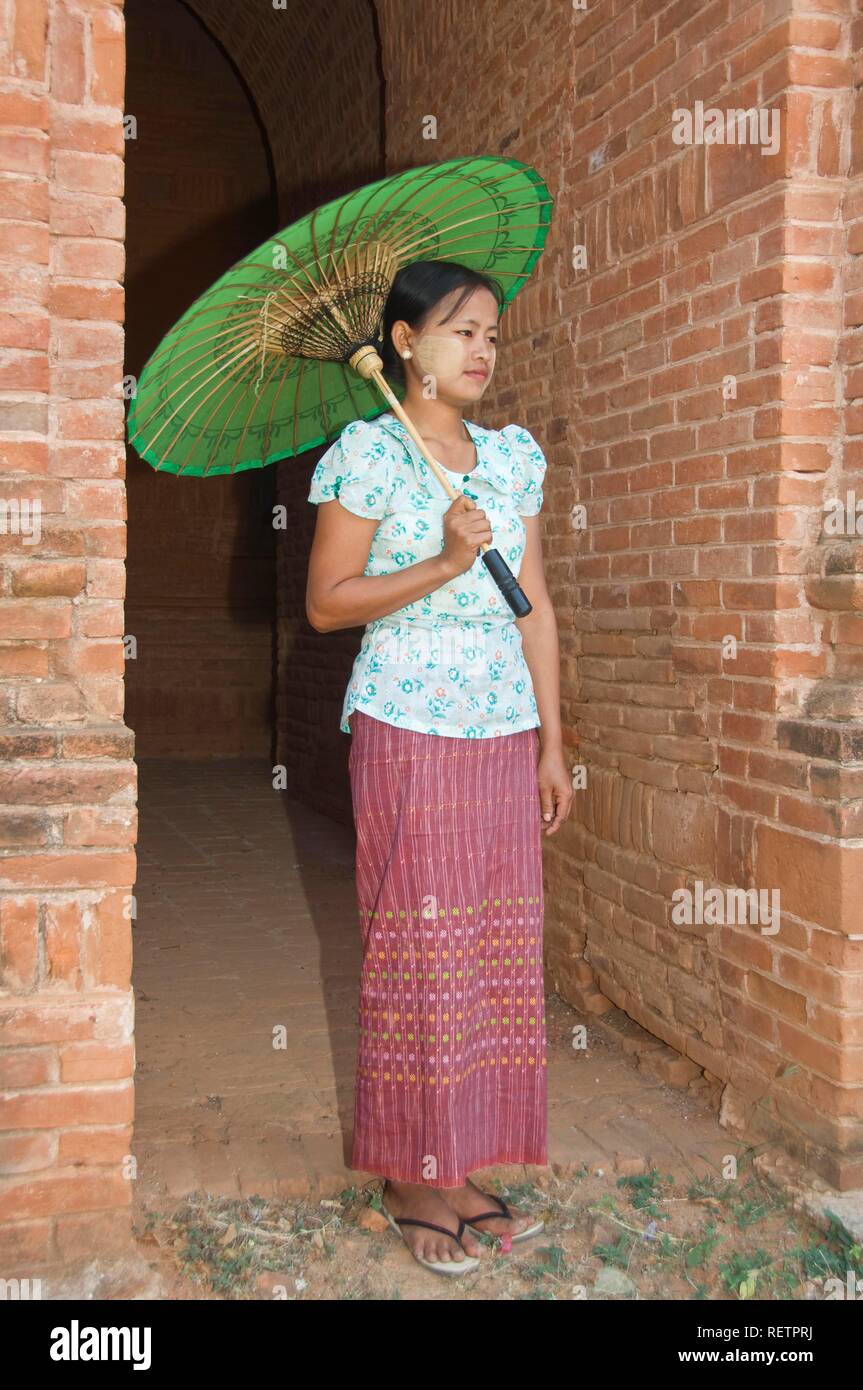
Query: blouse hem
[[342, 709, 541, 739]]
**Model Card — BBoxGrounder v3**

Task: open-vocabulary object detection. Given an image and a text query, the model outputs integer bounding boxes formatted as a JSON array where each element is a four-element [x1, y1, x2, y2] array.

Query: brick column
[[559, 0, 863, 1190], [0, 0, 134, 1267]]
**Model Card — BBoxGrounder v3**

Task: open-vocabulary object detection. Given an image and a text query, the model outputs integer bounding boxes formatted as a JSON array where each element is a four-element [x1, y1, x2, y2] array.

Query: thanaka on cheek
[[413, 333, 470, 380]]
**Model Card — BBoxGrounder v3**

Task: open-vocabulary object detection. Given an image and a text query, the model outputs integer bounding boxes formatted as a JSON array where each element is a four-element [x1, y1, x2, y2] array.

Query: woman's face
[[401, 285, 499, 405]]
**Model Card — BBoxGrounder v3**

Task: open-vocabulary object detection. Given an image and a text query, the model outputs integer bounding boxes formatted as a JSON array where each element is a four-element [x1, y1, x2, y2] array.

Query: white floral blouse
[[306, 409, 548, 738]]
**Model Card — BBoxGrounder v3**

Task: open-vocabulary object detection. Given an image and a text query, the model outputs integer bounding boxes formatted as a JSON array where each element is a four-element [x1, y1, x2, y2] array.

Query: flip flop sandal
[[380, 1184, 481, 1277], [461, 1184, 546, 1243]]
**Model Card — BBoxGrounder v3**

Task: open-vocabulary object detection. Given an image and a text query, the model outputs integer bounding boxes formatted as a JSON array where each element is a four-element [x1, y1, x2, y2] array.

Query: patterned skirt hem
[[348, 1149, 550, 1188]]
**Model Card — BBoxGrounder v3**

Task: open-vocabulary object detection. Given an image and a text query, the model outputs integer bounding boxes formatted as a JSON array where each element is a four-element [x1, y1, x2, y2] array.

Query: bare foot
[[381, 1179, 483, 1263], [441, 1178, 539, 1239]]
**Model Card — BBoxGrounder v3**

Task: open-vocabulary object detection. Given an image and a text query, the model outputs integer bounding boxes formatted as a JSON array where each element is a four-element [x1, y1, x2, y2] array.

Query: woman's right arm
[[306, 496, 491, 633]]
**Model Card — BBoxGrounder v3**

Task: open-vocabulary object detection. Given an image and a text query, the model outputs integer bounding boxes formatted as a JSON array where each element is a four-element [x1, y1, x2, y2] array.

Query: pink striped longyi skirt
[[347, 708, 548, 1187]]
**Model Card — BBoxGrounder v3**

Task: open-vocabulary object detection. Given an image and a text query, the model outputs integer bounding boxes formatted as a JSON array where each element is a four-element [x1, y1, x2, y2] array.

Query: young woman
[[306, 259, 571, 1276]]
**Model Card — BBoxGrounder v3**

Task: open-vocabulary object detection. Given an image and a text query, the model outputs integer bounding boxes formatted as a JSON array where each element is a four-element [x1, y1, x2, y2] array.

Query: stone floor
[[131, 758, 754, 1221]]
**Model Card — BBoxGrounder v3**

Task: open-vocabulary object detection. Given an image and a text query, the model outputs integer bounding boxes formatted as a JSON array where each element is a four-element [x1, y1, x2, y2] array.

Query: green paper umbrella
[[126, 154, 553, 615]]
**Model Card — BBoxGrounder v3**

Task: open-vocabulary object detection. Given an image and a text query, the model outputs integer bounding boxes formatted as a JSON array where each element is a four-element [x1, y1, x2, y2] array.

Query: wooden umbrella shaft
[[347, 345, 532, 618], [346, 344, 487, 547], [371, 370, 471, 516]]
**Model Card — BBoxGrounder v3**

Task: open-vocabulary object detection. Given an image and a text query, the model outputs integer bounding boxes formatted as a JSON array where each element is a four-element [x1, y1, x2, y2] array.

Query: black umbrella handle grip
[[481, 547, 532, 618]]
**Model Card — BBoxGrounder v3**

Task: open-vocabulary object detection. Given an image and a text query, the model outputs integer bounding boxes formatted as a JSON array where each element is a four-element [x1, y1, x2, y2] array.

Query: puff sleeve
[[307, 419, 394, 520], [500, 424, 548, 516]]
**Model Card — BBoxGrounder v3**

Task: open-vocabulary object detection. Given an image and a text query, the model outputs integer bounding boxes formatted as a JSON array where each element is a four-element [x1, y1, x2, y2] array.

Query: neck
[[393, 393, 468, 441]]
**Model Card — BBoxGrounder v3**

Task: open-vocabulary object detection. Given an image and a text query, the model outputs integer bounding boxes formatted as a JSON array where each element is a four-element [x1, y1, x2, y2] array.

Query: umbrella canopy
[[126, 155, 552, 477]]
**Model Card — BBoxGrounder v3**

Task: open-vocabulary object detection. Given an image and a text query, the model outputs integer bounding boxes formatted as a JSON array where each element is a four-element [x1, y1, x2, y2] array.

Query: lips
[[464, 370, 488, 379]]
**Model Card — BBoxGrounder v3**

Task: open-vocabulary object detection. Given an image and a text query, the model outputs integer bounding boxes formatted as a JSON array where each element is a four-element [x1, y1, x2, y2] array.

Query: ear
[[390, 319, 410, 356]]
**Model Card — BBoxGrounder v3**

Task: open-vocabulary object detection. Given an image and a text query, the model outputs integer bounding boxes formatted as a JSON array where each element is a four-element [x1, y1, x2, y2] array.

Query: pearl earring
[[402, 350, 412, 359]]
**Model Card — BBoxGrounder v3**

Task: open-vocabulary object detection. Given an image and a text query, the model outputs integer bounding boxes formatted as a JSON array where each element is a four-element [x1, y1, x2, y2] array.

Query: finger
[[539, 784, 554, 823], [544, 786, 573, 834]]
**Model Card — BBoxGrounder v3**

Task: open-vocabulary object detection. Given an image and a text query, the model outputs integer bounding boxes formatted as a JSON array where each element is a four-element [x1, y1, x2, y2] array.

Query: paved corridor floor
[[131, 759, 747, 1217]]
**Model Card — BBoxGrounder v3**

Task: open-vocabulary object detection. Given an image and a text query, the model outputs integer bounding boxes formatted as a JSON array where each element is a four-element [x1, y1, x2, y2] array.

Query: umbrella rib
[[178, 341, 286, 477], [357, 159, 534, 256], [346, 155, 487, 253], [316, 356, 334, 446], [290, 355, 311, 461], [398, 223, 552, 264], [175, 355, 262, 477], [327, 159, 455, 271], [201, 343, 286, 475], [260, 345, 297, 464], [129, 330, 264, 443], [388, 200, 553, 262], [308, 202, 364, 349], [145, 341, 259, 469]]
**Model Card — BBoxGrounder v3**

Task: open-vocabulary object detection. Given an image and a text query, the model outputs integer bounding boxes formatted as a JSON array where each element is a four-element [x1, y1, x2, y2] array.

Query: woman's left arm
[[516, 514, 573, 836]]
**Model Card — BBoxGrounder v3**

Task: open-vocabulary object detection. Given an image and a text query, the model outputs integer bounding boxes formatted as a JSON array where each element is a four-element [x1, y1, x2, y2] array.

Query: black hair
[[379, 260, 505, 389]]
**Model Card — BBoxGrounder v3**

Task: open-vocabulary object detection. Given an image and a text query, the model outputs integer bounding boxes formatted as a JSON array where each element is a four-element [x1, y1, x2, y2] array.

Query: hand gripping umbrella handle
[[352, 353, 533, 618]]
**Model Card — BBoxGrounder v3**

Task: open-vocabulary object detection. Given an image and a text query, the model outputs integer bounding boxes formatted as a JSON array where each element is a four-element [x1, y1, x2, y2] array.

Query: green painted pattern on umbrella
[[126, 155, 553, 477]]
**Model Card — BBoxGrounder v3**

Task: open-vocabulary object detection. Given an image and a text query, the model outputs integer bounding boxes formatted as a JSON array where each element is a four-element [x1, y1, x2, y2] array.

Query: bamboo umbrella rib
[[225, 340, 302, 470], [174, 349, 264, 476], [354, 159, 535, 259], [388, 203, 552, 262], [316, 355, 334, 447], [337, 155, 494, 256], [255, 342, 299, 465], [146, 339, 260, 468], [187, 337, 287, 477], [289, 354, 312, 461], [129, 323, 268, 443], [321, 157, 474, 279]]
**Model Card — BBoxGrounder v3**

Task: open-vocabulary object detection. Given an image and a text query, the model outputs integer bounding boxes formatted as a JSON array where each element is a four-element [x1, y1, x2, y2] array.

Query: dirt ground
[[125, 993, 862, 1302], [132, 1153, 861, 1302]]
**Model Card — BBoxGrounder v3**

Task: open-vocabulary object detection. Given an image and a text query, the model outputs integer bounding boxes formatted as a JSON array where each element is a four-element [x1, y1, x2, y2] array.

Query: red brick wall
[[0, 0, 135, 1266], [564, 0, 863, 1187]]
